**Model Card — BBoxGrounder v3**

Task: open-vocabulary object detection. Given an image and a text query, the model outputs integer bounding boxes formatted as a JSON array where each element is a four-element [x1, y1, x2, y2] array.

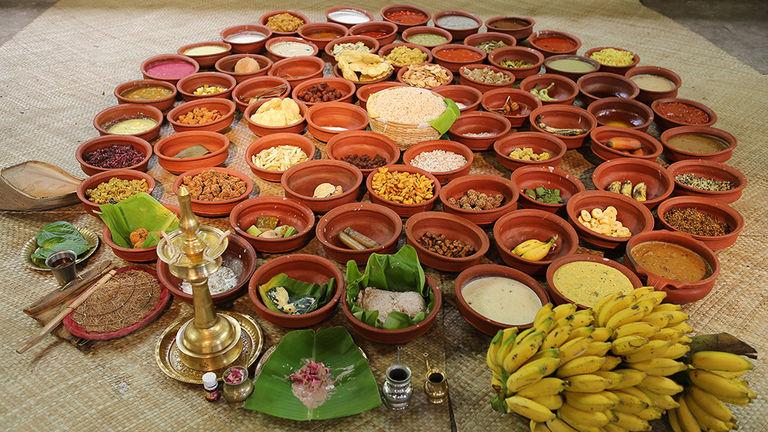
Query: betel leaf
[[244, 327, 381, 421], [98, 193, 178, 248], [258, 273, 334, 315], [31, 221, 90, 263]]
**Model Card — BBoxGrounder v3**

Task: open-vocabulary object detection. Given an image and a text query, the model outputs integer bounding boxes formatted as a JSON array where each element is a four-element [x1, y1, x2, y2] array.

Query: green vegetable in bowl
[[258, 273, 334, 315], [31, 221, 90, 265], [525, 186, 563, 204]]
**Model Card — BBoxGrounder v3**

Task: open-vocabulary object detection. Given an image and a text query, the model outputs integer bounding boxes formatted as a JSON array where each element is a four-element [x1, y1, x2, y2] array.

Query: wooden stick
[[17, 269, 117, 354], [23, 261, 113, 316]]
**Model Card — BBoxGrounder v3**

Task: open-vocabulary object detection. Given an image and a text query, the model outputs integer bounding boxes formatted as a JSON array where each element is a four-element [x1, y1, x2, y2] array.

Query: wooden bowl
[[481, 88, 542, 127], [76, 169, 156, 215], [587, 97, 654, 131], [243, 98, 307, 137], [464, 32, 517, 53], [485, 16, 535, 40], [659, 126, 735, 163], [625, 66, 682, 104], [267, 55, 325, 88], [326, 131, 400, 176], [153, 131, 230, 175], [305, 102, 369, 142], [433, 10, 482, 40], [590, 126, 663, 162], [176, 72, 237, 101], [102, 226, 158, 263], [171, 167, 253, 217], [356, 81, 406, 110], [493, 209, 579, 274], [244, 133, 315, 182], [592, 158, 675, 209], [326, 6, 374, 27], [406, 212, 489, 272], [291, 77, 357, 107], [488, 46, 544, 79], [259, 10, 310, 36], [297, 22, 348, 50], [666, 159, 747, 204], [114, 79, 177, 112], [324, 35, 380, 64], [281, 160, 363, 213], [458, 64, 515, 94], [546, 254, 643, 308], [93, 104, 163, 141], [316, 202, 402, 265], [519, 73, 578, 105], [166, 98, 236, 133], [140, 54, 199, 84], [265, 37, 318, 62], [378, 42, 433, 71], [177, 41, 232, 68], [230, 197, 315, 253], [529, 105, 596, 149], [493, 132, 566, 172], [656, 196, 744, 251], [366, 165, 441, 217], [220, 24, 272, 53], [448, 111, 512, 151], [511, 165, 585, 213], [543, 55, 600, 81], [528, 30, 581, 57], [431, 44, 486, 72], [565, 190, 655, 250], [439, 175, 519, 226], [381, 4, 431, 32], [231, 75, 291, 112], [349, 21, 398, 46], [76, 135, 152, 176], [584, 46, 640, 75], [577, 72, 640, 103], [402, 140, 473, 185], [214, 54, 273, 83], [432, 85, 482, 112]]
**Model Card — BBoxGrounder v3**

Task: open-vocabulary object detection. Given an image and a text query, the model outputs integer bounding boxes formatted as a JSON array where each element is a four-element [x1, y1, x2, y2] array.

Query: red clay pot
[[454, 264, 549, 335], [584, 46, 640, 75], [243, 98, 307, 137], [326, 131, 400, 176], [333, 63, 394, 88], [381, 4, 431, 32], [259, 10, 310, 36], [214, 54, 272, 83], [488, 46, 544, 79], [177, 41, 232, 68], [102, 226, 158, 263], [402, 140, 473, 185], [625, 66, 683, 105], [231, 75, 290, 112], [378, 42, 433, 71], [485, 16, 535, 40], [529, 105, 596, 149], [587, 97, 654, 131], [493, 209, 579, 275], [366, 164, 441, 217], [439, 175, 519, 225], [356, 81, 406, 110], [546, 254, 643, 308], [153, 131, 229, 175], [171, 167, 253, 217], [431, 44, 486, 72], [448, 111, 512, 151], [458, 64, 515, 93], [433, 10, 482, 40], [76, 135, 152, 176], [158, 234, 257, 305], [656, 196, 744, 251], [519, 73, 578, 105], [511, 165, 585, 213], [305, 102, 369, 142], [140, 54, 199, 84], [76, 169, 156, 215], [592, 158, 675, 209], [578, 72, 640, 103], [265, 37, 319, 62], [528, 30, 581, 57], [396, 63, 453, 88], [565, 191, 655, 250], [350, 21, 398, 46], [230, 197, 315, 253], [543, 55, 600, 82], [176, 72, 237, 101], [590, 126, 663, 162], [464, 32, 517, 53], [267, 55, 325, 88], [220, 24, 272, 54], [667, 159, 747, 204], [481, 88, 542, 127], [245, 133, 315, 182], [114, 79, 177, 112], [166, 98, 236, 133], [324, 35, 380, 64], [93, 104, 163, 141], [316, 202, 402, 265], [652, 98, 718, 130], [432, 85, 482, 112], [291, 77, 357, 107], [281, 160, 363, 213], [625, 230, 720, 304], [493, 132, 567, 172], [660, 126, 735, 163], [405, 211, 490, 272], [326, 6, 374, 27], [297, 22, 348, 50]]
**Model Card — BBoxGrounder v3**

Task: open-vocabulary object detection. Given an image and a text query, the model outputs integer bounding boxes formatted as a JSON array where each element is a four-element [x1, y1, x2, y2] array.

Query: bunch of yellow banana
[[511, 236, 558, 262]]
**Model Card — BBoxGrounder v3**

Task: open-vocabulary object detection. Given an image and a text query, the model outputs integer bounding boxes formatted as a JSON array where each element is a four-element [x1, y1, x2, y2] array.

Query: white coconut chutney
[[462, 276, 541, 325]]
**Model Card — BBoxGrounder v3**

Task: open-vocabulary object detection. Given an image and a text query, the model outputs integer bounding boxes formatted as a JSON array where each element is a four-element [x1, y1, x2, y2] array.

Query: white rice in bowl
[[367, 87, 446, 126]]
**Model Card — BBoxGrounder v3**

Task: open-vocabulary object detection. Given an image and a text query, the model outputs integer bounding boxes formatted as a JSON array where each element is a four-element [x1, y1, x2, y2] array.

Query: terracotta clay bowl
[[93, 104, 163, 141], [366, 164, 441, 217], [464, 32, 517, 54], [458, 64, 515, 93], [140, 54, 200, 84], [528, 30, 582, 57], [281, 160, 363, 213], [332, 64, 395, 88], [405, 211, 490, 272], [76, 135, 152, 176], [243, 98, 307, 137], [326, 130, 400, 176], [592, 158, 675, 209], [316, 202, 402, 265], [230, 196, 315, 253], [488, 46, 544, 80], [166, 98, 236, 133], [76, 169, 156, 216], [102, 226, 159, 263], [454, 264, 549, 335], [265, 37, 319, 62], [297, 22, 349, 50], [584, 46, 640, 75], [326, 6, 374, 28], [381, 4, 431, 33], [159, 234, 257, 305], [587, 97, 654, 131], [177, 41, 232, 68], [543, 55, 600, 82], [153, 131, 230, 175], [114, 79, 177, 112], [171, 167, 253, 217], [448, 111, 512, 151], [323, 35, 380, 64], [485, 16, 535, 41], [519, 73, 579, 105], [625, 66, 683, 104], [305, 102, 369, 142], [402, 140, 474, 185], [349, 21, 399, 46], [659, 126, 735, 162], [493, 132, 567, 172], [433, 85, 482, 112], [590, 126, 664, 162], [431, 44, 486, 72], [578, 72, 640, 103], [214, 54, 273, 83], [267, 55, 325, 88], [291, 77, 357, 107], [565, 190, 655, 250], [546, 254, 643, 308], [231, 75, 291, 112], [511, 165, 585, 213], [245, 132, 315, 182], [259, 10, 310, 36], [378, 42, 433, 71], [433, 10, 483, 40], [625, 230, 720, 304], [176, 72, 237, 101], [656, 196, 744, 251], [651, 98, 718, 130], [667, 159, 747, 204], [396, 63, 453, 87], [481, 88, 542, 127], [356, 81, 406, 110], [220, 24, 273, 54], [439, 175, 519, 226], [529, 105, 597, 149], [493, 209, 579, 275]]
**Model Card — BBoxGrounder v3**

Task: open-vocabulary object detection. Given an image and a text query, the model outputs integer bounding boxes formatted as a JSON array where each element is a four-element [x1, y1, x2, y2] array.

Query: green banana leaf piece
[[31, 221, 90, 264], [345, 245, 435, 329], [98, 193, 179, 248], [244, 327, 381, 420], [428, 98, 461, 135], [258, 273, 334, 315]]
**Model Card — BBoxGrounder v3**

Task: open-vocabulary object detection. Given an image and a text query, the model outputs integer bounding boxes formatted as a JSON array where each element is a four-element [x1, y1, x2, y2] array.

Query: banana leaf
[[98, 193, 179, 248], [345, 245, 435, 329], [244, 327, 381, 420], [31, 221, 90, 264], [258, 273, 334, 315]]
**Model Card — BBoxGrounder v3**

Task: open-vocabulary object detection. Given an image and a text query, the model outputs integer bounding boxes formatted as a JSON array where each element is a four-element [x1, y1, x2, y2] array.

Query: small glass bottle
[[202, 372, 220, 402]]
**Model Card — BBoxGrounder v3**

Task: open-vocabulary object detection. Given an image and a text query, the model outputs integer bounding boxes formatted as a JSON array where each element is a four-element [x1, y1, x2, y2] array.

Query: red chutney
[[533, 37, 577, 53], [386, 10, 428, 25], [305, 31, 342, 40], [656, 102, 710, 125], [358, 30, 390, 38], [438, 48, 483, 63]]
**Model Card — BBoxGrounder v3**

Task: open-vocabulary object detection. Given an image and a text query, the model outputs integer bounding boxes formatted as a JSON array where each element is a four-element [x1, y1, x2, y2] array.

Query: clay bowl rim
[[242, 97, 308, 133], [325, 130, 401, 172], [325, 6, 375, 26], [591, 157, 675, 207], [171, 167, 254, 205], [219, 24, 273, 46], [365, 164, 442, 210], [493, 132, 568, 167], [297, 22, 349, 45], [76, 169, 156, 210], [315, 201, 403, 256], [519, 73, 579, 103], [666, 159, 747, 198], [140, 53, 200, 81], [265, 36, 319, 60], [166, 97, 236, 130], [565, 190, 656, 244], [93, 103, 164, 137], [577, 72, 641, 101], [438, 174, 520, 216], [587, 96, 655, 130], [75, 135, 153, 174], [114, 79, 178, 106], [463, 32, 518, 52], [488, 46, 545, 73], [280, 159, 364, 204], [656, 196, 745, 242], [405, 211, 491, 265], [432, 84, 483, 112], [244, 132, 316, 179], [589, 126, 664, 160], [485, 16, 535, 35], [305, 101, 369, 135], [230, 196, 316, 246], [153, 130, 230, 164], [402, 139, 475, 178], [323, 35, 381, 58], [543, 54, 600, 76], [659, 125, 736, 159], [378, 42, 434, 68], [176, 71, 237, 99], [214, 54, 273, 78], [258, 10, 311, 35], [449, 110, 513, 141], [528, 29, 582, 55], [652, 98, 718, 128], [529, 104, 597, 140], [349, 20, 399, 40], [433, 9, 483, 34], [584, 46, 641, 70], [458, 63, 516, 88], [511, 165, 587, 209], [481, 88, 543, 120], [291, 77, 357, 106], [625, 66, 683, 95], [492, 208, 580, 266], [380, 4, 432, 29], [267, 55, 326, 83]]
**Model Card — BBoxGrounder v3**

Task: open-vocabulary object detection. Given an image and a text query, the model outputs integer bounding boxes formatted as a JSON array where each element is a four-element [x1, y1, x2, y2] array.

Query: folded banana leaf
[[244, 327, 381, 420], [258, 273, 334, 315], [98, 193, 179, 248]]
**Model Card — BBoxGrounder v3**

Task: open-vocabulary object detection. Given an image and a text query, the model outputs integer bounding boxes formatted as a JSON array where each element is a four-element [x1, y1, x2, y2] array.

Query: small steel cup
[[46, 250, 78, 286]]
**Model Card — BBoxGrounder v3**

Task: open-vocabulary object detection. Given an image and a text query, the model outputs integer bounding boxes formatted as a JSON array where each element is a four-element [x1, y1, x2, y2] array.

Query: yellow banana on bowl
[[511, 236, 558, 262]]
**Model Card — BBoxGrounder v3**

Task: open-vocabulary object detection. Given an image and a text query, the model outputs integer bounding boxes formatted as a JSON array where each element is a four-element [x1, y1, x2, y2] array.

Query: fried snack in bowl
[[337, 51, 393, 83]]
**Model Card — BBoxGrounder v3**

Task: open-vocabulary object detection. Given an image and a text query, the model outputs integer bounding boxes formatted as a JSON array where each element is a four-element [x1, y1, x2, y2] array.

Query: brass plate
[[155, 311, 263, 384], [22, 226, 100, 271]]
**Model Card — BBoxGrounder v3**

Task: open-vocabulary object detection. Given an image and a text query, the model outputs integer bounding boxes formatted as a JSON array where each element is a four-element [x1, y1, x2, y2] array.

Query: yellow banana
[[628, 358, 687, 376], [664, 310, 689, 326], [688, 369, 756, 400], [530, 420, 551, 432], [513, 238, 545, 255], [518, 377, 566, 398], [563, 391, 615, 412], [678, 335, 692, 344], [568, 326, 594, 340], [487, 330, 504, 375], [667, 322, 693, 335], [593, 292, 619, 318], [691, 351, 753, 373], [616, 387, 652, 410], [611, 335, 648, 355], [651, 327, 684, 343], [558, 403, 610, 427], [614, 321, 658, 339], [491, 372, 503, 391], [603, 424, 629, 432], [530, 348, 561, 363], [584, 341, 612, 357], [532, 394, 564, 411], [542, 326, 572, 350], [535, 317, 557, 334], [519, 236, 558, 261], [546, 418, 579, 432], [653, 303, 681, 312], [688, 386, 734, 422], [632, 286, 655, 297], [668, 407, 683, 432], [553, 303, 577, 322], [591, 327, 611, 342], [503, 331, 545, 374], [557, 356, 605, 378], [507, 356, 562, 393], [534, 303, 555, 328], [495, 327, 519, 367], [597, 294, 634, 327], [641, 311, 670, 328], [662, 343, 691, 359], [600, 355, 622, 371], [505, 395, 556, 422], [710, 369, 748, 379], [622, 340, 672, 363], [592, 371, 622, 389], [713, 394, 751, 405], [638, 375, 683, 396], [636, 290, 666, 306], [640, 388, 679, 410], [613, 411, 651, 431], [559, 337, 592, 364], [557, 310, 593, 329], [606, 300, 654, 330], [636, 407, 663, 420], [684, 394, 730, 432], [564, 374, 611, 393], [610, 369, 647, 390]]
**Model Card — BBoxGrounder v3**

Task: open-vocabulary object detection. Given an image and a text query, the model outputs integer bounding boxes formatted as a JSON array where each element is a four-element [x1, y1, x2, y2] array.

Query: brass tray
[[21, 226, 100, 271], [155, 311, 263, 384]]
